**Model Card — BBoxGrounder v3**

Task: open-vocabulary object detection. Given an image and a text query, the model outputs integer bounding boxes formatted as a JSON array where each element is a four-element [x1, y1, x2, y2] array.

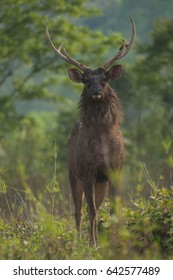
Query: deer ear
[[68, 68, 83, 83], [107, 64, 122, 80]]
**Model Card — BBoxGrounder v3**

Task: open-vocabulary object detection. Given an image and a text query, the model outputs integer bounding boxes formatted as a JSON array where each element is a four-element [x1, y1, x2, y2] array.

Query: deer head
[[46, 18, 136, 99], [68, 66, 123, 99]]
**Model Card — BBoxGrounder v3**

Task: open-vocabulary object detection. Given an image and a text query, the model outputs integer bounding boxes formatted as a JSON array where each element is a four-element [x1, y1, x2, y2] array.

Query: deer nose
[[92, 87, 102, 94]]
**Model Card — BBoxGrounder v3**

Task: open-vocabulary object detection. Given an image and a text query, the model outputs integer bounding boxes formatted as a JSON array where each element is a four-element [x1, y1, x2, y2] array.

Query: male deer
[[46, 19, 136, 246]]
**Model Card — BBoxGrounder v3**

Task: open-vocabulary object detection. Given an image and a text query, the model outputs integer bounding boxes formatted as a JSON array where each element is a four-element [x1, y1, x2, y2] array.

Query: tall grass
[[0, 163, 173, 260]]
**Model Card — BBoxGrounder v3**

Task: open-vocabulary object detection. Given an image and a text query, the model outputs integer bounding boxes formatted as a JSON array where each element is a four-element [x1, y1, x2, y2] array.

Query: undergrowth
[[0, 165, 173, 260]]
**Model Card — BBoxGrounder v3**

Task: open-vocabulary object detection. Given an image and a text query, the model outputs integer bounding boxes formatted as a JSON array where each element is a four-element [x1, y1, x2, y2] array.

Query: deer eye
[[83, 77, 89, 84], [102, 77, 107, 83]]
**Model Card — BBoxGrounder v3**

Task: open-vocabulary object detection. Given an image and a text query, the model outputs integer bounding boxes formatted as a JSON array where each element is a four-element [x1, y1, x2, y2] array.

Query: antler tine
[[102, 18, 136, 70], [46, 21, 88, 71], [62, 46, 86, 70]]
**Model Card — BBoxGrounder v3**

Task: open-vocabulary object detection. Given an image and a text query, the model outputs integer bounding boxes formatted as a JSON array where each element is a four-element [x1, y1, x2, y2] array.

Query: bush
[[98, 185, 173, 259], [125, 187, 173, 258], [1, 161, 173, 259]]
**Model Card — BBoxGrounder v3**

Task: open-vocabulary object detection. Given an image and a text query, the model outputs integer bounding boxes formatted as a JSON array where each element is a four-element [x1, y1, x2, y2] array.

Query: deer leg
[[84, 181, 97, 246], [109, 169, 121, 214], [109, 182, 116, 214], [95, 182, 109, 210], [69, 171, 84, 238]]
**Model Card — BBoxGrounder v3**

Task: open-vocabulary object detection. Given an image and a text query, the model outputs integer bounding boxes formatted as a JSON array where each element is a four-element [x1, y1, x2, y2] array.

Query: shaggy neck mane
[[78, 84, 123, 129]]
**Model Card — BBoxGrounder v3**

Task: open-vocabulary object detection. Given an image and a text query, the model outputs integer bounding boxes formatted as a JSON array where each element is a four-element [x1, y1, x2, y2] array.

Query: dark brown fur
[[68, 67, 125, 245]]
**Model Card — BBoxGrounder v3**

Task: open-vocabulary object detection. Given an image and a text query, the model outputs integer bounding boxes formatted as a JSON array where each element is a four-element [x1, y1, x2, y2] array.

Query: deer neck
[[78, 84, 122, 129]]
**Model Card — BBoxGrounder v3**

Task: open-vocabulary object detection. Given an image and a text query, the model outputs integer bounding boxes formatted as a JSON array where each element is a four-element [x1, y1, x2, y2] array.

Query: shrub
[[98, 185, 173, 259]]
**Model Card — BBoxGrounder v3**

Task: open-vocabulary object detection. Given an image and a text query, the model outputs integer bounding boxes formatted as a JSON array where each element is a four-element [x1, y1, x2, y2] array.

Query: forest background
[[0, 0, 173, 260]]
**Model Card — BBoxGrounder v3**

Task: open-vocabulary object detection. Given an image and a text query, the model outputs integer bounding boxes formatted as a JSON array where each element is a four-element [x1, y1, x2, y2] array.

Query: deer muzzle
[[92, 94, 101, 99], [91, 87, 102, 99]]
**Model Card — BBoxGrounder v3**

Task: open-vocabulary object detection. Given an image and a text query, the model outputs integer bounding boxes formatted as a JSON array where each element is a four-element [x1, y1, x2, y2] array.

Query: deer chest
[[81, 132, 123, 166]]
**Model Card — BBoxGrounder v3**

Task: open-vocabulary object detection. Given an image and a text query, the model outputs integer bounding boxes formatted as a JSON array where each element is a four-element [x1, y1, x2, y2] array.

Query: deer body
[[68, 80, 124, 182], [68, 79, 124, 245], [46, 19, 136, 245]]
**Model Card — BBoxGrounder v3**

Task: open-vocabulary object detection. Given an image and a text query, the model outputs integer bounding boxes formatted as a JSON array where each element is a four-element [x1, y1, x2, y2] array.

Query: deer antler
[[102, 18, 136, 70], [46, 21, 88, 71]]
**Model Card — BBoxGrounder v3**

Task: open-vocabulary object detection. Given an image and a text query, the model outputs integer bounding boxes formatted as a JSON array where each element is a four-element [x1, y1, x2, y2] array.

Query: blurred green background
[[0, 0, 173, 217]]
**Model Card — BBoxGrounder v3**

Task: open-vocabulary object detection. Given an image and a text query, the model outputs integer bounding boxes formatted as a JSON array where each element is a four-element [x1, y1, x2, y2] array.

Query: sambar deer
[[46, 19, 136, 246]]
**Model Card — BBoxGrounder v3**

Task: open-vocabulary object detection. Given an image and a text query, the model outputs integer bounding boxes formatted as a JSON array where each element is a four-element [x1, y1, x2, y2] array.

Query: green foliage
[[86, 0, 173, 41], [124, 187, 173, 259], [122, 19, 173, 183], [55, 102, 78, 174], [1, 174, 173, 259], [1, 113, 53, 186], [0, 217, 76, 260]]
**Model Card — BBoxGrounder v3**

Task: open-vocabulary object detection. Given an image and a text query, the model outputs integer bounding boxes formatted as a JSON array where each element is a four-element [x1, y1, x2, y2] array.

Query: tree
[[85, 0, 173, 42], [127, 19, 173, 182]]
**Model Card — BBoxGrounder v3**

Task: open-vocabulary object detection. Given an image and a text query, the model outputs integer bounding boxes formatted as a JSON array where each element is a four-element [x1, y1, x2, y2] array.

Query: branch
[[0, 70, 13, 86]]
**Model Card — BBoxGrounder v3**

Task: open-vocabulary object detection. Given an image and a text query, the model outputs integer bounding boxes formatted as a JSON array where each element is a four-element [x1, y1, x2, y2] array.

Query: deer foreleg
[[69, 171, 84, 238], [84, 181, 97, 246]]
